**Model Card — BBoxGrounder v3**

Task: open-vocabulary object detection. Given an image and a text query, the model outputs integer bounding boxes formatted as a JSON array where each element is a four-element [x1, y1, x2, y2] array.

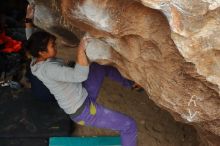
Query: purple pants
[[70, 63, 137, 146]]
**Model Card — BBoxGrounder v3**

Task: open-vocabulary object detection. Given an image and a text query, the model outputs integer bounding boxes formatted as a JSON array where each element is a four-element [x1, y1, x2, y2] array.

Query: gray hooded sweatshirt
[[31, 57, 89, 114]]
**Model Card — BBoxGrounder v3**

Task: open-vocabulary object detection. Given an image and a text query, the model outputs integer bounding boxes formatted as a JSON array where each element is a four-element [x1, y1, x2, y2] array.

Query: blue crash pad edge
[[49, 136, 121, 146]]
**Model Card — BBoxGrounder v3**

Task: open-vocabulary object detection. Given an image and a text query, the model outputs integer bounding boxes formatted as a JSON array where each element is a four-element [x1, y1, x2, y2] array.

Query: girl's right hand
[[78, 37, 92, 52], [78, 38, 86, 52]]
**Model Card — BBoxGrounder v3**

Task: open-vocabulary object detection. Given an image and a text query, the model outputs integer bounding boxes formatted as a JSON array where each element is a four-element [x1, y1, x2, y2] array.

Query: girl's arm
[[44, 62, 89, 83], [25, 4, 37, 40], [44, 39, 90, 83], [76, 38, 89, 66]]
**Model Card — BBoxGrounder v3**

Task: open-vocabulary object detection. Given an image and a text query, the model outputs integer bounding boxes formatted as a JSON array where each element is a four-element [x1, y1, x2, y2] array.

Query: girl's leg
[[82, 63, 108, 101], [83, 63, 134, 101], [70, 101, 137, 146], [104, 65, 134, 88]]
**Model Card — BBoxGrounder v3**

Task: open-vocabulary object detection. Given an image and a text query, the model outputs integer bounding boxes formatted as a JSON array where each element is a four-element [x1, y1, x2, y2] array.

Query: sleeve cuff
[[75, 63, 90, 75]]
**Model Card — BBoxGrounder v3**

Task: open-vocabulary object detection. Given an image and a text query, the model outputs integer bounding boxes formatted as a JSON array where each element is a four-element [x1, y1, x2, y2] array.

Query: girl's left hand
[[26, 4, 35, 19]]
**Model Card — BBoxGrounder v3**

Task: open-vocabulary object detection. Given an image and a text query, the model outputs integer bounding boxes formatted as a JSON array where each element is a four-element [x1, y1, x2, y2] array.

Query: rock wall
[[28, 0, 220, 145]]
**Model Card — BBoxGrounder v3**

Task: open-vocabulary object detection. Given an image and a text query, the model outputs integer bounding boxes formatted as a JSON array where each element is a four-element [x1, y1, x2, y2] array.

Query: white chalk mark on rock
[[188, 95, 197, 107], [182, 95, 202, 122], [186, 108, 198, 122]]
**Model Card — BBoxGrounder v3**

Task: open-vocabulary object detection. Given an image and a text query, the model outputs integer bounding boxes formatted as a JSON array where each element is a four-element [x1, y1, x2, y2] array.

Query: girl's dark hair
[[26, 31, 56, 57]]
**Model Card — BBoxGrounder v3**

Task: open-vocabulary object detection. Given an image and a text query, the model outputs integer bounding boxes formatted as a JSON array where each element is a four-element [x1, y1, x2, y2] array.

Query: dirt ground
[[71, 77, 199, 146]]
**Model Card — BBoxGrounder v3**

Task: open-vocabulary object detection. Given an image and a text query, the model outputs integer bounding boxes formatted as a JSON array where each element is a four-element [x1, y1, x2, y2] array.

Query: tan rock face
[[29, 0, 220, 145]]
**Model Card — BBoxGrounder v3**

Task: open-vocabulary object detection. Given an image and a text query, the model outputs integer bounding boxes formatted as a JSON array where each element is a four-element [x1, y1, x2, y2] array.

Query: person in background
[[0, 14, 23, 89], [26, 3, 138, 146], [0, 14, 22, 53]]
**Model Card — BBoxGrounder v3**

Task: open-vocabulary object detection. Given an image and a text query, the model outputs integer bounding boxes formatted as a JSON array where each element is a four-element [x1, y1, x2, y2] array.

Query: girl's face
[[39, 38, 57, 59], [46, 38, 57, 58]]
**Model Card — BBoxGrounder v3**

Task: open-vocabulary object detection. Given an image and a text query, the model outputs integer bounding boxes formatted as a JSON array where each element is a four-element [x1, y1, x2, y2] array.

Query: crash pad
[[49, 136, 121, 146]]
